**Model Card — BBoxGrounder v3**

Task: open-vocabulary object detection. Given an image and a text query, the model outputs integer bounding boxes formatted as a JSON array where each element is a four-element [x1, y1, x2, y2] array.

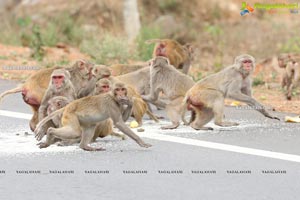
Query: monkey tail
[[0, 85, 23, 103], [145, 39, 164, 45], [34, 107, 65, 134], [146, 109, 159, 123]]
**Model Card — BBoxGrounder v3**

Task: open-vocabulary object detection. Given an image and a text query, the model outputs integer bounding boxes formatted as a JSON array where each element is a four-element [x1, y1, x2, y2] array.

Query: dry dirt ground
[[0, 43, 299, 114]]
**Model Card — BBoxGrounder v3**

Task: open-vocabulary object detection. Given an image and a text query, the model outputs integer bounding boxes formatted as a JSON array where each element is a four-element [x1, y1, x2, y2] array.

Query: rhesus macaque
[[142, 56, 195, 129], [34, 82, 151, 151], [91, 79, 126, 141], [0, 60, 94, 131], [277, 54, 300, 100], [47, 96, 71, 127], [39, 69, 76, 121], [182, 54, 279, 130], [91, 78, 112, 96], [92, 66, 160, 126], [109, 63, 149, 76], [116, 67, 151, 95], [146, 39, 194, 74]]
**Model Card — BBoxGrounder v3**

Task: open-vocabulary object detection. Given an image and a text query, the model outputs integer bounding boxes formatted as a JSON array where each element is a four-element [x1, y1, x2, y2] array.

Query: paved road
[[0, 79, 300, 200]]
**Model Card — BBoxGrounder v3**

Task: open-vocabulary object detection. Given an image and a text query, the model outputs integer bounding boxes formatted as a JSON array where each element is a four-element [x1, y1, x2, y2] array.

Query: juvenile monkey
[[146, 39, 193, 74], [91, 78, 112, 96], [183, 54, 279, 130], [0, 59, 94, 131], [34, 82, 151, 151], [142, 56, 195, 129], [47, 96, 71, 127]]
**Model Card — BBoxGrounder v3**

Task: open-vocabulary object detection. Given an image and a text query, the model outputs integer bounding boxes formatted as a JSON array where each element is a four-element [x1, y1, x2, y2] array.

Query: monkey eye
[[116, 88, 126, 91], [102, 85, 109, 89], [242, 60, 252, 63]]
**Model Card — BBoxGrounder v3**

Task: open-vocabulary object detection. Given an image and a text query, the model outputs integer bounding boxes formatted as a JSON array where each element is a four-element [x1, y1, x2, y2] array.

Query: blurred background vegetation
[[0, 0, 300, 79]]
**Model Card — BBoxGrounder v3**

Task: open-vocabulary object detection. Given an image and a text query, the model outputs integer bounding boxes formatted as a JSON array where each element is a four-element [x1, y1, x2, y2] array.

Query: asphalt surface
[[0, 79, 300, 200]]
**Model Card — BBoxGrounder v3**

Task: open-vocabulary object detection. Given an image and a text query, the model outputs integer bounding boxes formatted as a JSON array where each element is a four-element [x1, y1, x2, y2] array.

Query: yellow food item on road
[[130, 120, 139, 128], [230, 101, 241, 106], [285, 116, 300, 123]]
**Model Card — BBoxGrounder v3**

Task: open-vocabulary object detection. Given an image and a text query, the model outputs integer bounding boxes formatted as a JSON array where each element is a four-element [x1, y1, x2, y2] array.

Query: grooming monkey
[[92, 65, 159, 126], [92, 79, 126, 141], [182, 54, 279, 130], [142, 56, 195, 129], [146, 39, 194, 74], [34, 82, 151, 151], [0, 59, 94, 131]]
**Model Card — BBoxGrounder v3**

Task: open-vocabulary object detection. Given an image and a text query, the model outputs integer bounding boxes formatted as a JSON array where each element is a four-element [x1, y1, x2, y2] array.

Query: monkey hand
[[138, 141, 152, 148], [35, 129, 46, 141]]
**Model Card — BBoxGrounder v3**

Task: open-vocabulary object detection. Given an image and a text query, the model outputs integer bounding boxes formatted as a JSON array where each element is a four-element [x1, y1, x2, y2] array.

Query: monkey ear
[[77, 59, 86, 69]]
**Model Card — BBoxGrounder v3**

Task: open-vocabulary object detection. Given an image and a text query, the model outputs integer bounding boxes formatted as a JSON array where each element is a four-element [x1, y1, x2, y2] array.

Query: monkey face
[[52, 75, 65, 89], [278, 58, 286, 68], [241, 59, 253, 72], [101, 85, 110, 93]]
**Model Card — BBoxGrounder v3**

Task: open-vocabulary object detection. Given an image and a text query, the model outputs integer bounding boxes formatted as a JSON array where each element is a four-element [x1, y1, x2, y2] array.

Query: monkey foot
[[215, 121, 239, 127], [81, 146, 106, 151], [192, 126, 213, 131], [161, 123, 179, 129], [38, 142, 50, 149]]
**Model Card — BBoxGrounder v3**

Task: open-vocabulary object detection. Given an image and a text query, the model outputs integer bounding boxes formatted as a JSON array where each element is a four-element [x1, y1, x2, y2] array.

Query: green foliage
[[81, 34, 137, 64], [136, 26, 162, 61], [204, 24, 223, 38], [253, 73, 265, 86], [280, 36, 300, 53], [30, 25, 44, 61]]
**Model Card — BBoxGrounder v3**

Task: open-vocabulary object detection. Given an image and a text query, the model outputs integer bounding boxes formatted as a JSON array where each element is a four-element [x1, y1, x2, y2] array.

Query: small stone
[[137, 128, 145, 132]]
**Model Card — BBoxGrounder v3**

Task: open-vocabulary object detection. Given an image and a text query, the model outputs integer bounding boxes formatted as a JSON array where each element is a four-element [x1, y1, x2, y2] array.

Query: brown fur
[[146, 39, 193, 74]]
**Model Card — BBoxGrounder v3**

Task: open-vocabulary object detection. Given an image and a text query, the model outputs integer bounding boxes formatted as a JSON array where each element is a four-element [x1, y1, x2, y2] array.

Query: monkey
[[109, 63, 149, 76], [142, 56, 195, 129], [36, 69, 76, 139], [47, 96, 71, 127], [38, 69, 76, 122], [90, 78, 112, 96], [277, 54, 300, 100], [91, 79, 126, 141], [66, 60, 95, 98], [0, 59, 94, 131], [182, 54, 279, 131], [146, 39, 194, 74], [92, 66, 160, 126], [34, 82, 152, 151]]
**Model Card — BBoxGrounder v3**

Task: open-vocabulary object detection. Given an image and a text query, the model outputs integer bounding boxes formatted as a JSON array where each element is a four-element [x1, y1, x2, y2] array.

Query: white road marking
[[1, 110, 300, 163], [0, 110, 32, 120], [137, 132, 300, 163]]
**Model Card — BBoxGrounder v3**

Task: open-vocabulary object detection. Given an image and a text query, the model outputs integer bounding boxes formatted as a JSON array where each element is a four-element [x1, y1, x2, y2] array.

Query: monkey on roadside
[[278, 54, 300, 100], [91, 79, 126, 141], [38, 69, 76, 121], [0, 59, 94, 131], [47, 96, 71, 127], [92, 65, 160, 126], [182, 54, 279, 130], [146, 39, 194, 74], [34, 82, 151, 151], [36, 69, 76, 138], [142, 56, 195, 129]]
